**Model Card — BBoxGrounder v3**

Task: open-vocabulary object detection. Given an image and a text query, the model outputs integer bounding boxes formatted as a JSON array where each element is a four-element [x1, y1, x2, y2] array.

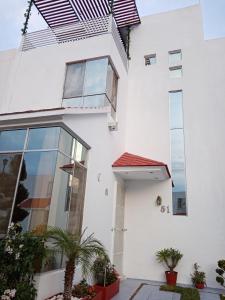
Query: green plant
[[0, 223, 47, 300], [45, 227, 107, 300], [220, 295, 225, 300], [156, 248, 183, 272], [160, 285, 200, 300], [92, 256, 118, 287], [72, 279, 96, 299], [216, 260, 225, 287], [191, 263, 206, 285]]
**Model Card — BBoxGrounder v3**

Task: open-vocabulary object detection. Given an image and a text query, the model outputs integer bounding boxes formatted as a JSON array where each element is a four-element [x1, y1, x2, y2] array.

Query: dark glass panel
[[27, 127, 60, 150], [0, 153, 22, 236], [12, 151, 57, 232], [63, 63, 85, 98], [0, 130, 26, 151]]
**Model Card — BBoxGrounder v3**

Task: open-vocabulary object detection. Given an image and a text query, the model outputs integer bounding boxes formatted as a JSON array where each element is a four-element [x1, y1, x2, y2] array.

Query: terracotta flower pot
[[94, 279, 120, 300], [195, 283, 205, 289], [165, 271, 178, 286]]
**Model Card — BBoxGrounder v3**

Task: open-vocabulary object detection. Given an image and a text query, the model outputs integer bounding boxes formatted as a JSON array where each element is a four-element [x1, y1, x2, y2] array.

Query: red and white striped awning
[[34, 0, 140, 28]]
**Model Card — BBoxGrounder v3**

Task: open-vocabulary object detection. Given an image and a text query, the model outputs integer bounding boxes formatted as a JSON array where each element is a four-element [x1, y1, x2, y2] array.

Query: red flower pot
[[94, 279, 120, 300], [195, 283, 205, 289], [165, 271, 178, 286]]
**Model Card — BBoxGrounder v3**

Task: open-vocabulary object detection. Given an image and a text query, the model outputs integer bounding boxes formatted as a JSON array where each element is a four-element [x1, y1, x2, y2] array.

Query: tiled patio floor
[[112, 279, 223, 300]]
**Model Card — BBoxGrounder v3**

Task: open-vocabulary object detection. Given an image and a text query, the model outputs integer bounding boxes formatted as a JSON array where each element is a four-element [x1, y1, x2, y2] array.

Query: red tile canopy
[[33, 0, 141, 28], [112, 152, 171, 179]]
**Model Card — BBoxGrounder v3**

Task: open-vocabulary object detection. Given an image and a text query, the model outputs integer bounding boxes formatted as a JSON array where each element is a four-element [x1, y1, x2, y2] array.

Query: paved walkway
[[112, 279, 223, 300]]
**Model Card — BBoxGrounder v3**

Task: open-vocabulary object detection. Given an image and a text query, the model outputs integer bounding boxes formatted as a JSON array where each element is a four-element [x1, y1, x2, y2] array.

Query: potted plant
[[92, 256, 120, 300], [156, 248, 183, 286], [72, 279, 102, 300], [191, 263, 206, 289], [44, 227, 107, 300]]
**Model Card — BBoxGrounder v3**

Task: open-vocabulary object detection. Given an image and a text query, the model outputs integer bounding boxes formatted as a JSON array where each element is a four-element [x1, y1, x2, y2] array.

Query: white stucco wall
[[124, 5, 225, 288]]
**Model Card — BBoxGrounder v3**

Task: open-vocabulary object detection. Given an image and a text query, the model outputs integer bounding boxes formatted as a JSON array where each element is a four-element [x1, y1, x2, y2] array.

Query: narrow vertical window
[[169, 91, 187, 215]]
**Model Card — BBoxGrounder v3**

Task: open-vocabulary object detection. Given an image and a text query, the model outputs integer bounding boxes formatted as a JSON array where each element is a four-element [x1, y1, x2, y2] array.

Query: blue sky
[[0, 0, 225, 51]]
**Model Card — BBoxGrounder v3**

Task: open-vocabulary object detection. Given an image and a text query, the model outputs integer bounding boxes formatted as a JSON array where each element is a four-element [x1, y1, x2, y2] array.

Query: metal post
[[22, 0, 33, 35]]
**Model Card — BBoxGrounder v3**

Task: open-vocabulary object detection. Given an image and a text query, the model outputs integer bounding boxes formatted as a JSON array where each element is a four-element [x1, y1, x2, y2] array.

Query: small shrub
[[191, 263, 206, 285], [72, 279, 96, 299], [216, 260, 225, 287], [92, 257, 118, 287]]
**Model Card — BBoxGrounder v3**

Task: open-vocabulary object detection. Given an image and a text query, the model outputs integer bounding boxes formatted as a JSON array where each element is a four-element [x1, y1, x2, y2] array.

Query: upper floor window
[[169, 49, 182, 66], [144, 54, 156, 66], [62, 58, 118, 112]]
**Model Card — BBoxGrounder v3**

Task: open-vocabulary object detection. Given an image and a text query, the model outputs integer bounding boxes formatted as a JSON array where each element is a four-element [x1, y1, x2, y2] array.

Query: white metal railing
[[21, 15, 128, 69]]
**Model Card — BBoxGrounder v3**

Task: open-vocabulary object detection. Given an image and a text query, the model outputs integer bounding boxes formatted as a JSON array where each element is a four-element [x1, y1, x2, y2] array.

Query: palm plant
[[45, 227, 107, 300], [156, 248, 183, 272]]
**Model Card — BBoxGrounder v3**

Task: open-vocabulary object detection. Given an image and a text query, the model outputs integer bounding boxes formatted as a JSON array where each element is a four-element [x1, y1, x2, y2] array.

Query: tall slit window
[[63, 58, 118, 113], [169, 90, 187, 215]]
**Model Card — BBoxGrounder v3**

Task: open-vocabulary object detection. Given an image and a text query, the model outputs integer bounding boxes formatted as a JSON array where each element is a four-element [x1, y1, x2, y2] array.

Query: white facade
[[0, 4, 225, 298]]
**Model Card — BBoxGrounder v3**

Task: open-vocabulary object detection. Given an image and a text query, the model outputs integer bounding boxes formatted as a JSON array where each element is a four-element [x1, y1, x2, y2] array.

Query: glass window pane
[[27, 127, 60, 150], [169, 91, 183, 129], [68, 162, 87, 235], [12, 151, 57, 232], [50, 153, 72, 230], [0, 130, 26, 151], [0, 153, 22, 237], [74, 141, 87, 165], [83, 94, 107, 107], [63, 63, 85, 98], [59, 128, 73, 157], [62, 97, 83, 108], [170, 129, 185, 171], [84, 58, 108, 95], [169, 51, 182, 65], [169, 67, 182, 78], [106, 62, 118, 109], [172, 169, 186, 215]]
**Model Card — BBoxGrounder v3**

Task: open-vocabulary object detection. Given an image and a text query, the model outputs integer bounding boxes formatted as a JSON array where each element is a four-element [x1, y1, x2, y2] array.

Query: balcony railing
[[21, 15, 127, 69]]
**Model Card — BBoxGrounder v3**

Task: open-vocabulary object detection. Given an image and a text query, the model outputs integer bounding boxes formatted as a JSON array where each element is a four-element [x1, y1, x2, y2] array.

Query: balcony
[[21, 15, 128, 70]]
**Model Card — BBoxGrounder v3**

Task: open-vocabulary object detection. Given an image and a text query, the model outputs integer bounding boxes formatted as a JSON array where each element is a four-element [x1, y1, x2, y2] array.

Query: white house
[[0, 2, 225, 299]]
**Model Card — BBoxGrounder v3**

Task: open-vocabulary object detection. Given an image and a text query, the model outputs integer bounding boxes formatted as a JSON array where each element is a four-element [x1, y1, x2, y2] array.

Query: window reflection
[[169, 91, 187, 215], [0, 130, 26, 151], [27, 127, 60, 150], [0, 153, 22, 236], [59, 128, 73, 157], [63, 63, 85, 99], [12, 151, 57, 231]]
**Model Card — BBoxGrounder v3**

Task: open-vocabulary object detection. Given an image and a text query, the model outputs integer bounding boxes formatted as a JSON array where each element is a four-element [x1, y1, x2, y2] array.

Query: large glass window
[[169, 91, 187, 215], [62, 58, 118, 112], [0, 127, 88, 238]]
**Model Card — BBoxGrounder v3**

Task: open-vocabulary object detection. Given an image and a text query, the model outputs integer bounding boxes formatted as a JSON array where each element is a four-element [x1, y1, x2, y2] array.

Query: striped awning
[[34, 0, 140, 28]]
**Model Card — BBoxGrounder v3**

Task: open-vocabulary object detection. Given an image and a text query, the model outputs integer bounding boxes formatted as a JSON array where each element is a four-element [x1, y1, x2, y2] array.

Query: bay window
[[62, 57, 118, 112]]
